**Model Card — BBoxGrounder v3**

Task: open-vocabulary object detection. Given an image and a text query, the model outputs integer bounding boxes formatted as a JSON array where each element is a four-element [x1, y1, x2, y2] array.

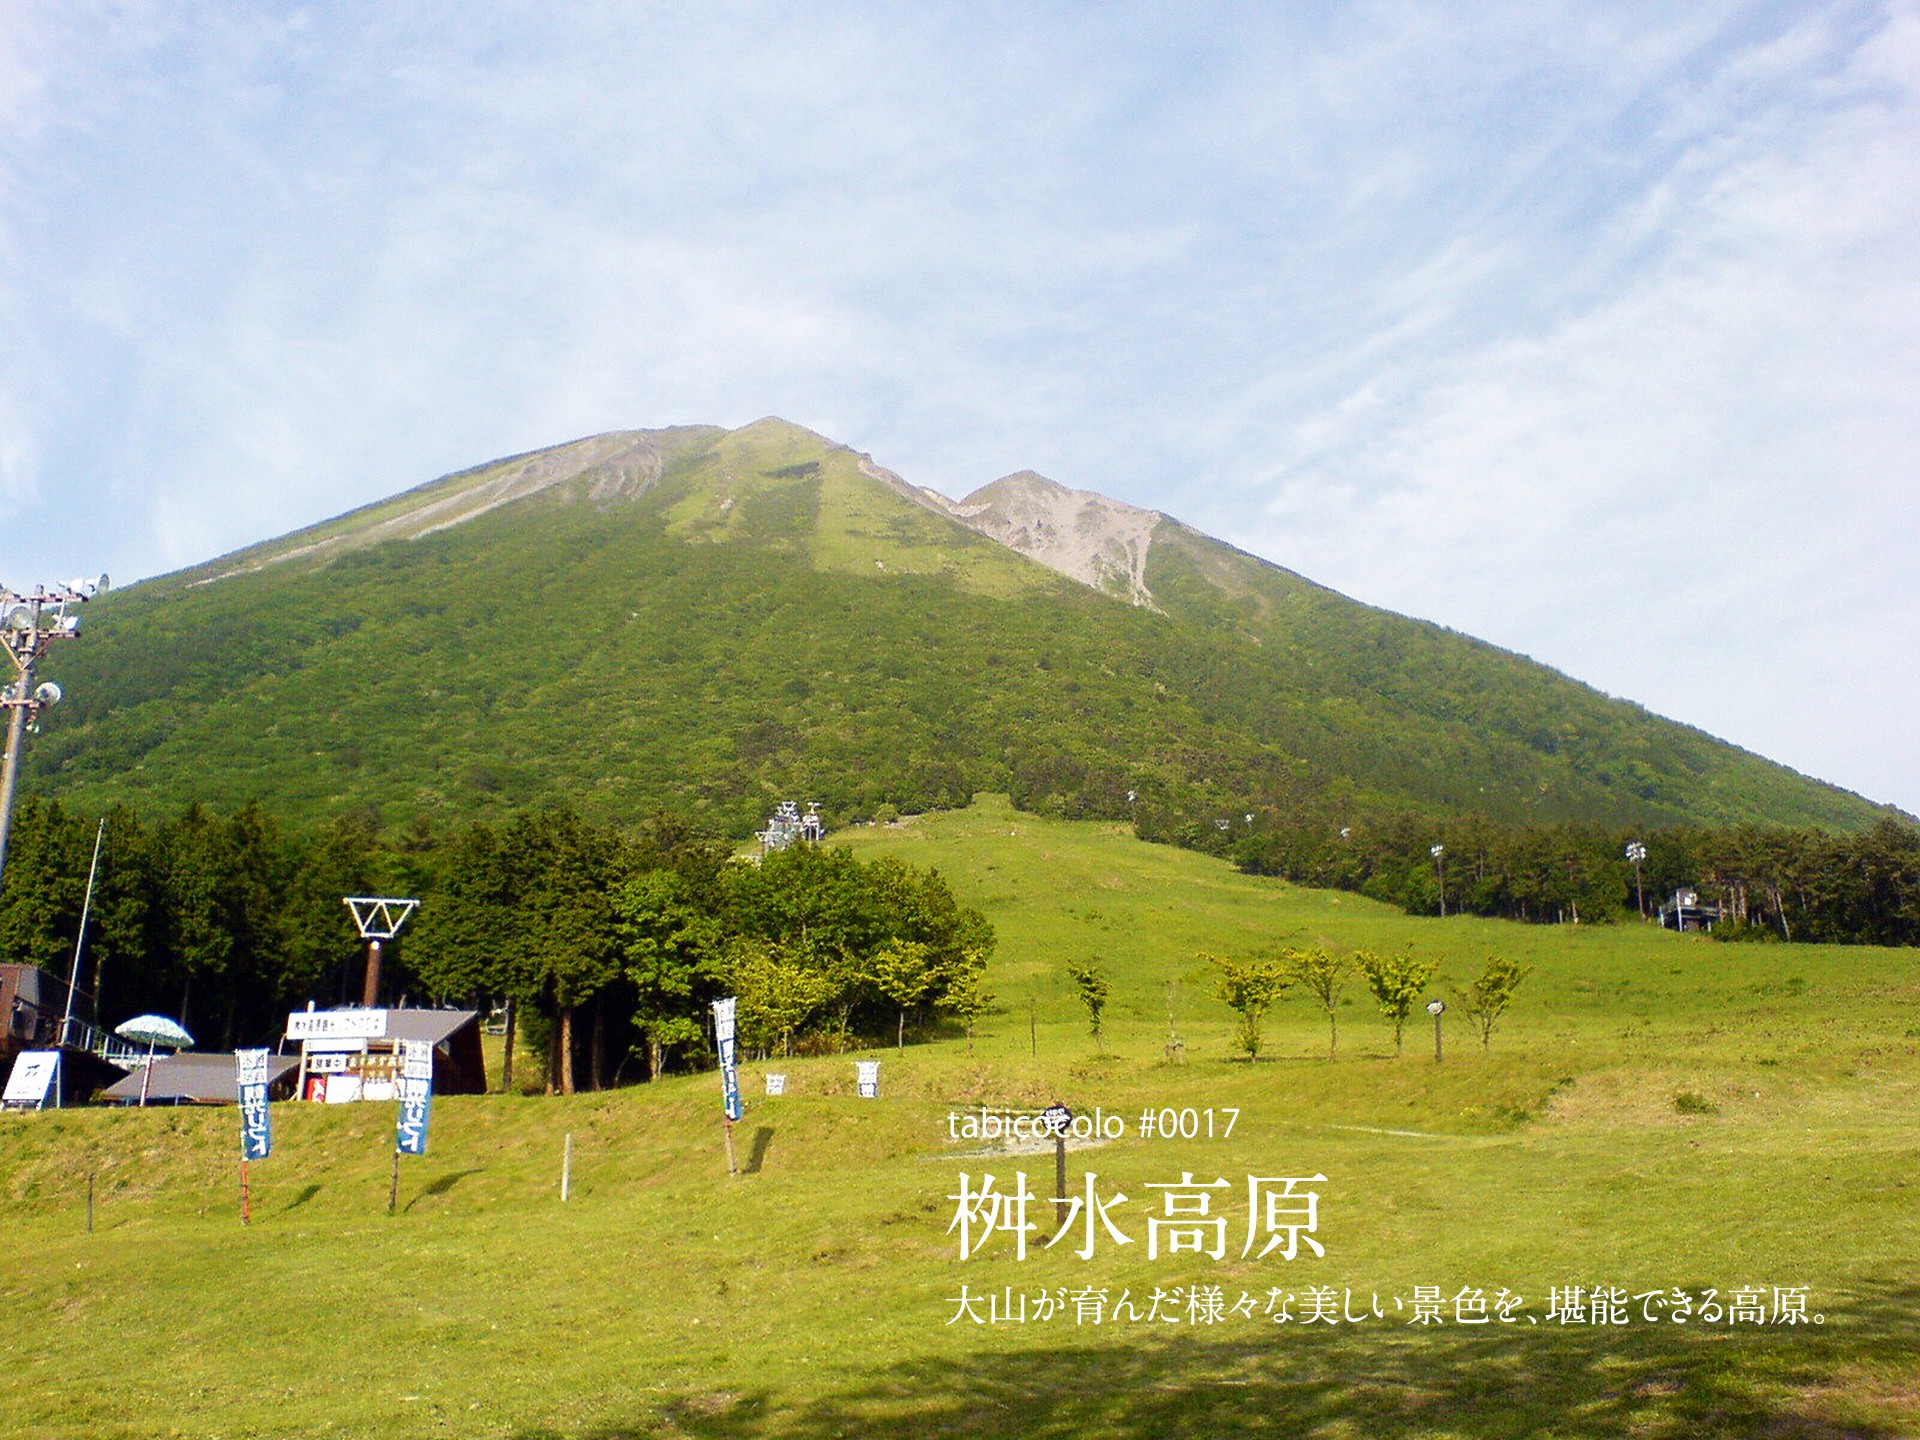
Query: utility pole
[[52, 818, 106, 1108]]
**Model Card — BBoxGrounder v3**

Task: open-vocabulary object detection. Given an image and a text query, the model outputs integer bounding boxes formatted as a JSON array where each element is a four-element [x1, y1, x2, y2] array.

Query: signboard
[[301, 1036, 373, 1055], [712, 997, 742, 1122], [1041, 1102, 1073, 1137], [395, 1039, 433, 1155], [287, 1009, 389, 1041], [357, 1049, 399, 1103], [856, 1060, 881, 1099], [765, 1073, 787, 1096], [236, 1049, 272, 1160], [2, 1051, 59, 1109]]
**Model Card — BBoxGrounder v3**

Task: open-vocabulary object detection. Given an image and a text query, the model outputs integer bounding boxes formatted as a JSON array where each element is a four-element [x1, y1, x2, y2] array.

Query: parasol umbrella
[[115, 1014, 194, 1106]]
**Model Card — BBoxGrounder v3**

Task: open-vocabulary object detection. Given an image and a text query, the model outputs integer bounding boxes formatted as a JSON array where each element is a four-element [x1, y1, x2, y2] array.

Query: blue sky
[[3, 2, 1916, 813]]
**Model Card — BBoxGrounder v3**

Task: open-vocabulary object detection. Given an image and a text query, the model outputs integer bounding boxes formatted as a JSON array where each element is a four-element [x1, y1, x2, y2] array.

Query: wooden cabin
[[285, 1006, 486, 1101]]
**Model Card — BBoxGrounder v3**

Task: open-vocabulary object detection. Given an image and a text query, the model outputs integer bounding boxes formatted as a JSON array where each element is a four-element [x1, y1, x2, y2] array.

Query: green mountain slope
[[26, 418, 1891, 835]]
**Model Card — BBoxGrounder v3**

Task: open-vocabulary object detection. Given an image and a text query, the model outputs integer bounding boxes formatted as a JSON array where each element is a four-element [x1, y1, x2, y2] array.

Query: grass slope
[[24, 421, 1891, 834], [1, 796, 1915, 1438]]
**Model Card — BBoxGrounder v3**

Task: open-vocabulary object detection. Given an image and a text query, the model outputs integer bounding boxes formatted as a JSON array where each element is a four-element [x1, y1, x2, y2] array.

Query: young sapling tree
[[1451, 954, 1533, 1049], [1205, 951, 1290, 1060], [1357, 945, 1441, 1055], [1065, 961, 1110, 1052], [1284, 946, 1352, 1060]]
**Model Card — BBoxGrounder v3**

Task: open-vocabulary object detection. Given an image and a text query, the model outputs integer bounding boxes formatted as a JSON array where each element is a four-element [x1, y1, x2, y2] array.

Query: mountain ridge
[[182, 418, 1180, 611], [28, 418, 1899, 836]]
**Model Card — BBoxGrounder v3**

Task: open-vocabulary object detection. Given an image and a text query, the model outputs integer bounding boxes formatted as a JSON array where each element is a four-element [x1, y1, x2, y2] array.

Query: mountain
[[26, 418, 1893, 836]]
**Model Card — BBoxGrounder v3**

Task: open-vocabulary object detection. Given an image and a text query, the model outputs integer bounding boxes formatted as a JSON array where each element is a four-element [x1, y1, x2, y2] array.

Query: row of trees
[[1058, 946, 1531, 1062], [0, 798, 404, 1051], [0, 797, 993, 1091], [407, 809, 993, 1090], [1225, 809, 1920, 944], [1202, 947, 1529, 1059]]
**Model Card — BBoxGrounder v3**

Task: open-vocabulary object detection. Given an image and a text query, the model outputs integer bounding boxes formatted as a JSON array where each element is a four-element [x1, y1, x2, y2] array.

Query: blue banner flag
[[236, 1049, 272, 1160], [712, 997, 742, 1122], [395, 1039, 433, 1156]]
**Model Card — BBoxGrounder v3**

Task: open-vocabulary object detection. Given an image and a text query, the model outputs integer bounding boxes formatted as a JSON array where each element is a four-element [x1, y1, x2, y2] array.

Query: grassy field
[[2, 794, 1916, 1438]]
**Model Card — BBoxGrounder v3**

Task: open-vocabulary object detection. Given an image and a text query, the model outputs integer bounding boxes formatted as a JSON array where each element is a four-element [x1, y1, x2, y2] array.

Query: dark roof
[[283, 1007, 479, 1046], [102, 1052, 299, 1104], [384, 1010, 480, 1045]]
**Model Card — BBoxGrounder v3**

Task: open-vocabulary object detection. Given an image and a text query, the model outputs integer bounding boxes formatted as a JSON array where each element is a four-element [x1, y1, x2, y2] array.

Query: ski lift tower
[[344, 897, 419, 1008], [0, 575, 108, 889], [758, 801, 824, 854], [758, 801, 801, 855]]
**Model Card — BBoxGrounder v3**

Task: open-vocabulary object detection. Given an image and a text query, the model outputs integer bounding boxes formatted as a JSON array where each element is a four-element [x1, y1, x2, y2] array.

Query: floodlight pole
[[0, 578, 105, 890], [344, 897, 419, 1007], [363, 938, 385, 1008], [0, 681, 27, 884]]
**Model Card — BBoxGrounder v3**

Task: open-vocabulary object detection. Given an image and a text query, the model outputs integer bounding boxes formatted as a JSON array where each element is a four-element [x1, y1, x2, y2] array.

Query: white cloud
[[2, 1, 1917, 808], [1224, 1, 1920, 806]]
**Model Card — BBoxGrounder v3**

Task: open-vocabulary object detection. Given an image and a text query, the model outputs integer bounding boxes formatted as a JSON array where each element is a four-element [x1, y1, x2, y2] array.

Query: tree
[[727, 844, 878, 1038], [1284, 946, 1351, 1060], [155, 803, 238, 1040], [1357, 945, 1440, 1055], [614, 867, 724, 1079], [641, 1013, 709, 1076], [725, 844, 993, 1047], [867, 938, 936, 1050], [730, 938, 836, 1057], [504, 808, 631, 1094], [1205, 951, 1289, 1060], [1450, 954, 1532, 1049], [408, 820, 533, 1090], [279, 809, 385, 1017], [937, 947, 994, 1051], [1065, 960, 1110, 1051]]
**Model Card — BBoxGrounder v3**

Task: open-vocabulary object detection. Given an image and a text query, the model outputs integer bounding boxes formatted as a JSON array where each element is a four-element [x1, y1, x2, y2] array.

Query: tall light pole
[[345, 897, 420, 1008], [1625, 840, 1648, 918], [1430, 843, 1447, 919], [0, 577, 107, 889]]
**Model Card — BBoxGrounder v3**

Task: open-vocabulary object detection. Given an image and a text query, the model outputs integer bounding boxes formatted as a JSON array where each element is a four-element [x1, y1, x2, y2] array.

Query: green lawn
[[2, 795, 1916, 1438]]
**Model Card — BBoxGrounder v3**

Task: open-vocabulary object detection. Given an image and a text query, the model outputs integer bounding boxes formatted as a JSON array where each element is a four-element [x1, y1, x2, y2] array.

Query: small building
[[1658, 888, 1723, 932], [0, 962, 69, 1054], [0, 963, 137, 1103], [286, 1006, 486, 1101], [102, 1052, 300, 1106]]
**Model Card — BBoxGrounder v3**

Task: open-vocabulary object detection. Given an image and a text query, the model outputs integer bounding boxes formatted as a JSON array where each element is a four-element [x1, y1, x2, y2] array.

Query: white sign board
[[855, 1060, 881, 1099], [287, 1009, 389, 1041], [300, 1036, 372, 1055], [764, 1073, 787, 1096], [320, 1075, 363, 1104], [2, 1051, 59, 1109]]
